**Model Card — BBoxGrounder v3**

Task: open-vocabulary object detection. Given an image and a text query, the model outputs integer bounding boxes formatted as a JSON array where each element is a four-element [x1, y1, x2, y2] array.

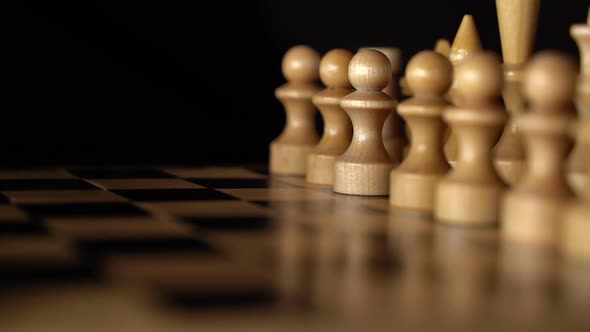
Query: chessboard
[[0, 165, 589, 331]]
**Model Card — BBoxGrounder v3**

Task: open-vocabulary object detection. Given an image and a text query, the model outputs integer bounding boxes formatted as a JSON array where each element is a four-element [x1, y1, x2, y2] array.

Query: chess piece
[[445, 15, 483, 166], [363, 47, 406, 162], [501, 51, 577, 246], [390, 51, 452, 212], [334, 49, 397, 196], [494, 0, 541, 186], [567, 10, 590, 195], [562, 11, 590, 261], [434, 52, 506, 225], [306, 49, 354, 185], [434, 38, 451, 57], [270, 45, 321, 175], [400, 39, 450, 97]]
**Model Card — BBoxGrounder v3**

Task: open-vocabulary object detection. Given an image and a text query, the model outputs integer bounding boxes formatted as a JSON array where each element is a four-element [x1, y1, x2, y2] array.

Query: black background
[[8, 0, 588, 166]]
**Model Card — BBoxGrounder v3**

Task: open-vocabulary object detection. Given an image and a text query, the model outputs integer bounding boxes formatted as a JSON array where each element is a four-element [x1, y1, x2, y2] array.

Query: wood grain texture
[[435, 52, 506, 225], [502, 52, 577, 247], [334, 50, 396, 196]]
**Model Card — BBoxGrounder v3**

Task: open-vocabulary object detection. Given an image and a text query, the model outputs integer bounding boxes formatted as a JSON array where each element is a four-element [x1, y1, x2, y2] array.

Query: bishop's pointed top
[[450, 15, 482, 65]]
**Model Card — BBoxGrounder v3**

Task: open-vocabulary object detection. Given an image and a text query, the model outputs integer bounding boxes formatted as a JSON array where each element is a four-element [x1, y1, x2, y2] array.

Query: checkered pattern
[[0, 166, 388, 306]]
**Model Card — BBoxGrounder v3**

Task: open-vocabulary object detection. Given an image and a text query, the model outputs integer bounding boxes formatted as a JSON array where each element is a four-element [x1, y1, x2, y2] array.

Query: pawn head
[[319, 49, 354, 89], [453, 51, 503, 103], [406, 51, 453, 96], [282, 45, 321, 83], [524, 51, 578, 110], [348, 49, 392, 91]]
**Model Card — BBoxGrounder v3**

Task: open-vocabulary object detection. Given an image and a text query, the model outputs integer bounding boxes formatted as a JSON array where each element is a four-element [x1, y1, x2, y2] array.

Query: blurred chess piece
[[434, 52, 506, 225], [445, 15, 483, 166], [362, 47, 406, 162], [562, 12, 590, 261], [567, 10, 590, 195], [390, 51, 452, 213], [501, 51, 577, 247], [493, 0, 541, 186], [306, 49, 354, 185], [399, 39, 450, 98], [270, 45, 321, 175], [334, 49, 396, 196]]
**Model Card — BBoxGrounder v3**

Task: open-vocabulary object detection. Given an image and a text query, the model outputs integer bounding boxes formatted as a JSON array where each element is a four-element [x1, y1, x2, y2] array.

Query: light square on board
[[164, 167, 266, 179], [112, 188, 236, 202], [45, 217, 194, 240], [0, 205, 29, 222], [140, 201, 269, 218], [3, 190, 126, 205], [0, 169, 76, 180], [217, 188, 334, 202], [88, 178, 203, 190], [0, 179, 98, 191], [68, 167, 174, 179], [20, 202, 149, 218], [0, 236, 77, 264], [105, 254, 273, 298]]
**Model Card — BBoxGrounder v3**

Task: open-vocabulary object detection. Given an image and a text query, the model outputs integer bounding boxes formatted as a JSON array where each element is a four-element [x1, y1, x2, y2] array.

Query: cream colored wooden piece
[[445, 15, 483, 166], [567, 13, 590, 195], [563, 121, 590, 261], [334, 50, 396, 196], [306, 49, 354, 185], [270, 45, 321, 175], [434, 52, 506, 225], [400, 39, 450, 97], [493, 0, 540, 187], [390, 51, 452, 213], [363, 47, 406, 162], [434, 39, 451, 57], [562, 10, 590, 261], [501, 52, 577, 247]]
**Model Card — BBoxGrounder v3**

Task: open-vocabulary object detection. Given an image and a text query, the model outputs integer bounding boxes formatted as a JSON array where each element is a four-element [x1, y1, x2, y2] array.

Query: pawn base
[[270, 142, 315, 176], [494, 159, 523, 187], [562, 203, 590, 262], [334, 161, 393, 196], [390, 171, 443, 213], [501, 192, 567, 247], [435, 180, 503, 225], [306, 153, 337, 185]]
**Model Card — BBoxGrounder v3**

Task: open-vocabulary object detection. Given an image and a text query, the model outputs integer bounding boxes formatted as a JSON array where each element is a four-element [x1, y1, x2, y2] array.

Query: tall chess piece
[[364, 47, 406, 162], [494, 0, 541, 186], [390, 51, 452, 213], [567, 10, 590, 195], [306, 49, 354, 185], [434, 52, 506, 225], [562, 10, 590, 261], [445, 15, 483, 166], [501, 52, 577, 247], [334, 50, 397, 196], [270, 45, 321, 175]]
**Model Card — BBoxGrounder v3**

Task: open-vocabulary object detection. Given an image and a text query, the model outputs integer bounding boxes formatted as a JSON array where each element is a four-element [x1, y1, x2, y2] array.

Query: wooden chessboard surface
[[0, 165, 589, 331]]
